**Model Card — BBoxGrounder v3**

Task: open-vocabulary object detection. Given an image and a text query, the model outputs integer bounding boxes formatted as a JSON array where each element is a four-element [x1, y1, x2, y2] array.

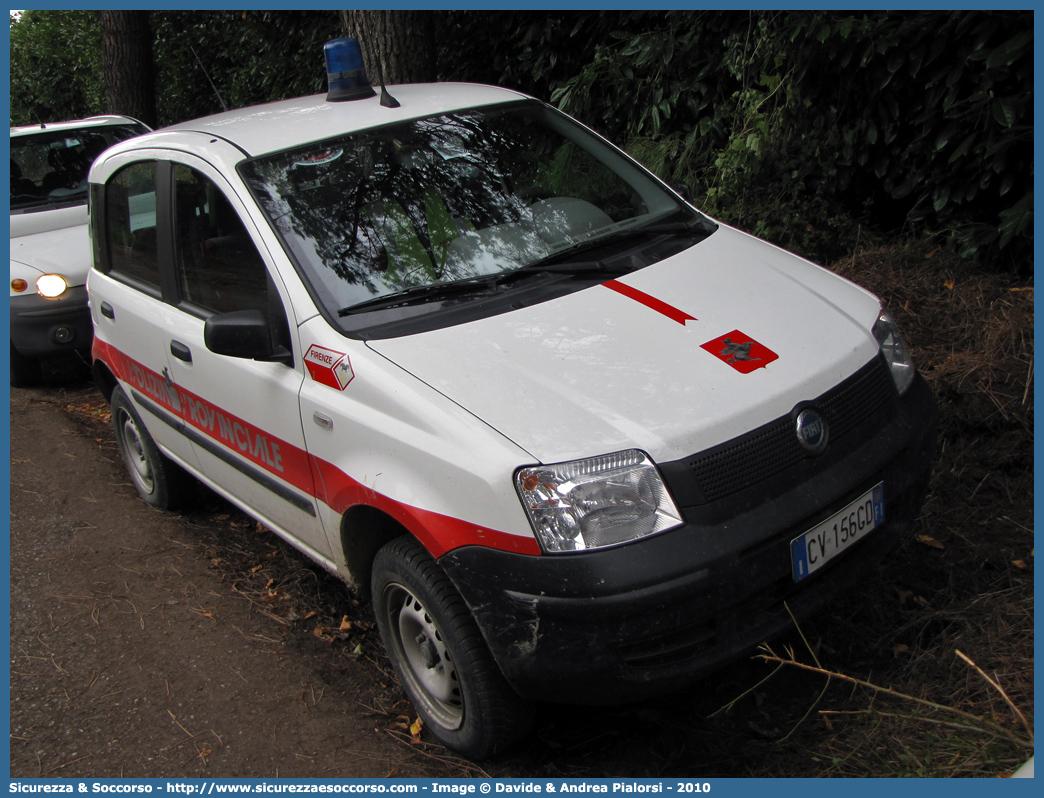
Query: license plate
[[791, 484, 884, 582]]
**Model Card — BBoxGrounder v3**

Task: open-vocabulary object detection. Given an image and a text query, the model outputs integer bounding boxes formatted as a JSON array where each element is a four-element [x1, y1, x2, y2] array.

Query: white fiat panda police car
[[88, 39, 937, 757]]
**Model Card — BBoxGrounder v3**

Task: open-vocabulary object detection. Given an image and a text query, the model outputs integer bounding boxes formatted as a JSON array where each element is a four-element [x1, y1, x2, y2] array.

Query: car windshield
[[241, 101, 706, 326], [10, 123, 147, 212]]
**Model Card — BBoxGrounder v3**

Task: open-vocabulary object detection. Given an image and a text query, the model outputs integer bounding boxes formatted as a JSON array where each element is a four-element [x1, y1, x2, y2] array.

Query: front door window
[[173, 164, 270, 315]]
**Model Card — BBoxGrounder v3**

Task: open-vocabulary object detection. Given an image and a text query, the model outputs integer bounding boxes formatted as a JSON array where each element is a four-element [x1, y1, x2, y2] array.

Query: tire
[[111, 386, 192, 510], [10, 345, 42, 387], [372, 536, 532, 758]]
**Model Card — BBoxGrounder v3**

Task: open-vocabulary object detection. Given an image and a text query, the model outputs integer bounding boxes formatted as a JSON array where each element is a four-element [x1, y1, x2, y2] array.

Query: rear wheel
[[372, 536, 531, 758], [111, 386, 192, 509]]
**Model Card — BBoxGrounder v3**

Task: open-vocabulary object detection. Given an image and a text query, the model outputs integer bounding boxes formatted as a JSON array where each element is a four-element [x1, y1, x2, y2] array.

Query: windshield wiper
[[11, 193, 88, 212], [337, 217, 717, 317], [522, 216, 716, 272], [338, 257, 620, 316], [338, 274, 499, 316], [499, 259, 608, 279]]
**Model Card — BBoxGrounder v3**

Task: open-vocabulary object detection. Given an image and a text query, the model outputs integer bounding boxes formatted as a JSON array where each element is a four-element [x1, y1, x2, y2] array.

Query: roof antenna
[[190, 44, 229, 113], [372, 42, 400, 109], [336, 13, 398, 107]]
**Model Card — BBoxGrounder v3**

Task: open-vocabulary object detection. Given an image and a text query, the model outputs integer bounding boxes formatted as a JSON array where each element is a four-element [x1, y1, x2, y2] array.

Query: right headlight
[[873, 305, 915, 396], [515, 449, 683, 554]]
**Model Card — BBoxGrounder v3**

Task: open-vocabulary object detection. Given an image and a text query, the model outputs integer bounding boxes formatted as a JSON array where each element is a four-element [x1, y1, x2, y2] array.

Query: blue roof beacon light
[[324, 38, 377, 102]]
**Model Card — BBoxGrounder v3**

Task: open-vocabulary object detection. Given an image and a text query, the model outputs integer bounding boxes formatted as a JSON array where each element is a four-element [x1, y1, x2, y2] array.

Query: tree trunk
[[339, 10, 435, 85], [100, 10, 157, 127]]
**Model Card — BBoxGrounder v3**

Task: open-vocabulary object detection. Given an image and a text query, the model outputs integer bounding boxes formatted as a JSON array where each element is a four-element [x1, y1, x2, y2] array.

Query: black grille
[[684, 357, 895, 504]]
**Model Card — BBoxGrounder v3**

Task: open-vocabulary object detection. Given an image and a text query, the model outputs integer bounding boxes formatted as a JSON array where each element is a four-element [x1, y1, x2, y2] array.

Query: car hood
[[10, 203, 89, 238], [9, 215, 90, 285], [368, 225, 885, 464]]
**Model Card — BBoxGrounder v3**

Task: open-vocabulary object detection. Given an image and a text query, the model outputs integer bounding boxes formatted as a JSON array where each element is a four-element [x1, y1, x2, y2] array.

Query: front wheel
[[372, 537, 531, 758]]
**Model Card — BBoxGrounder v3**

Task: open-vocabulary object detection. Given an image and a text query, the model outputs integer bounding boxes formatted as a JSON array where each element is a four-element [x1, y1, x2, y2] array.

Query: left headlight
[[515, 449, 683, 554], [36, 274, 69, 299], [873, 305, 915, 396]]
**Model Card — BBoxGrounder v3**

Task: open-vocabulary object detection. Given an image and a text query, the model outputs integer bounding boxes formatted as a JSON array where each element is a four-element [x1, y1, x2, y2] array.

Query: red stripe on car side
[[95, 338, 315, 491], [309, 457, 541, 558], [94, 340, 541, 558]]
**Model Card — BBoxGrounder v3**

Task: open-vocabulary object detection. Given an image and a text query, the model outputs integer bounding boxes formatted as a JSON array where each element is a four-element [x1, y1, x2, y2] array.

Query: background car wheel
[[372, 536, 532, 759], [110, 386, 191, 510], [10, 345, 42, 387]]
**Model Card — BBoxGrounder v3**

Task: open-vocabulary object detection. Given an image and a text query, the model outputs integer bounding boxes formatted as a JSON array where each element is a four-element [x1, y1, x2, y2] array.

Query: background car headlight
[[36, 274, 69, 299], [873, 306, 915, 395], [515, 449, 683, 553]]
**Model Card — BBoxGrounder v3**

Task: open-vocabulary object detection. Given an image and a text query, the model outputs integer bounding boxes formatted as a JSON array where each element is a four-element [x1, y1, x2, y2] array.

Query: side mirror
[[204, 309, 292, 366]]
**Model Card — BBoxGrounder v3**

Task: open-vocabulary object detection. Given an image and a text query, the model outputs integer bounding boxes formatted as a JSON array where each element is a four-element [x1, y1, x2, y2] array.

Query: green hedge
[[448, 10, 1032, 271], [11, 10, 1031, 271]]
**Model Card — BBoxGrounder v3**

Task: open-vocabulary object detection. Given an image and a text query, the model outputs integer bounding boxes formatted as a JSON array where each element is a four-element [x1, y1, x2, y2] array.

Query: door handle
[[100, 302, 115, 319], [170, 340, 192, 363]]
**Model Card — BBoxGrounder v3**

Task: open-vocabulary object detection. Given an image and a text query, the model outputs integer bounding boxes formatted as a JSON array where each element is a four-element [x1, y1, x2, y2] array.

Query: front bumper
[[10, 286, 93, 360], [439, 367, 937, 704]]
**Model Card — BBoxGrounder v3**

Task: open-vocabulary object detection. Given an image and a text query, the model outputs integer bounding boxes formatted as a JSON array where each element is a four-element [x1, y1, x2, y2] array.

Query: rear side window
[[105, 161, 160, 290]]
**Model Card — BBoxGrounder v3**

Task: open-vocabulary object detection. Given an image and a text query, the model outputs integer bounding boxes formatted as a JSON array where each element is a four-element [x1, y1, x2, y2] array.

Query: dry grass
[[775, 242, 1037, 777]]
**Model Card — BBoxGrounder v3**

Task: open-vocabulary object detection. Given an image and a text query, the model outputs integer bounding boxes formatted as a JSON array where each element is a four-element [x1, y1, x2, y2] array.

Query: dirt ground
[[11, 364, 823, 780], [10, 367, 445, 778], [8, 247, 1034, 778]]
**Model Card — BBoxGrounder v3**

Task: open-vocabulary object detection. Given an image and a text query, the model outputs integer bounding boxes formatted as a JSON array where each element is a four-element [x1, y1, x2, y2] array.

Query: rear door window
[[105, 161, 161, 291]]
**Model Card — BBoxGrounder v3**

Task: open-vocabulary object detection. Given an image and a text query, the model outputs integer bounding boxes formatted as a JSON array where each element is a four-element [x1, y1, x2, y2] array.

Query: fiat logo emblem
[[795, 408, 829, 455]]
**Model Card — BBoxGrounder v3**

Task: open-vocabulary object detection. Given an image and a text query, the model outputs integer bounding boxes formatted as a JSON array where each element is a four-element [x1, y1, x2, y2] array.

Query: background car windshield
[[241, 102, 684, 317], [10, 123, 147, 211]]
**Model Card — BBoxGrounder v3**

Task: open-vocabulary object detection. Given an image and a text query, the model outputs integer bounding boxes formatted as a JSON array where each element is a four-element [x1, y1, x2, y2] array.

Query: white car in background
[[86, 38, 938, 758], [10, 115, 149, 385]]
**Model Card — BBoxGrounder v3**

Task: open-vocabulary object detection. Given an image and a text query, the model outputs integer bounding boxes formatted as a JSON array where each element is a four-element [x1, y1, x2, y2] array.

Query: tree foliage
[[725, 12, 1034, 270], [444, 10, 1032, 271], [150, 10, 340, 123], [8, 9, 1032, 271], [10, 10, 105, 124]]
